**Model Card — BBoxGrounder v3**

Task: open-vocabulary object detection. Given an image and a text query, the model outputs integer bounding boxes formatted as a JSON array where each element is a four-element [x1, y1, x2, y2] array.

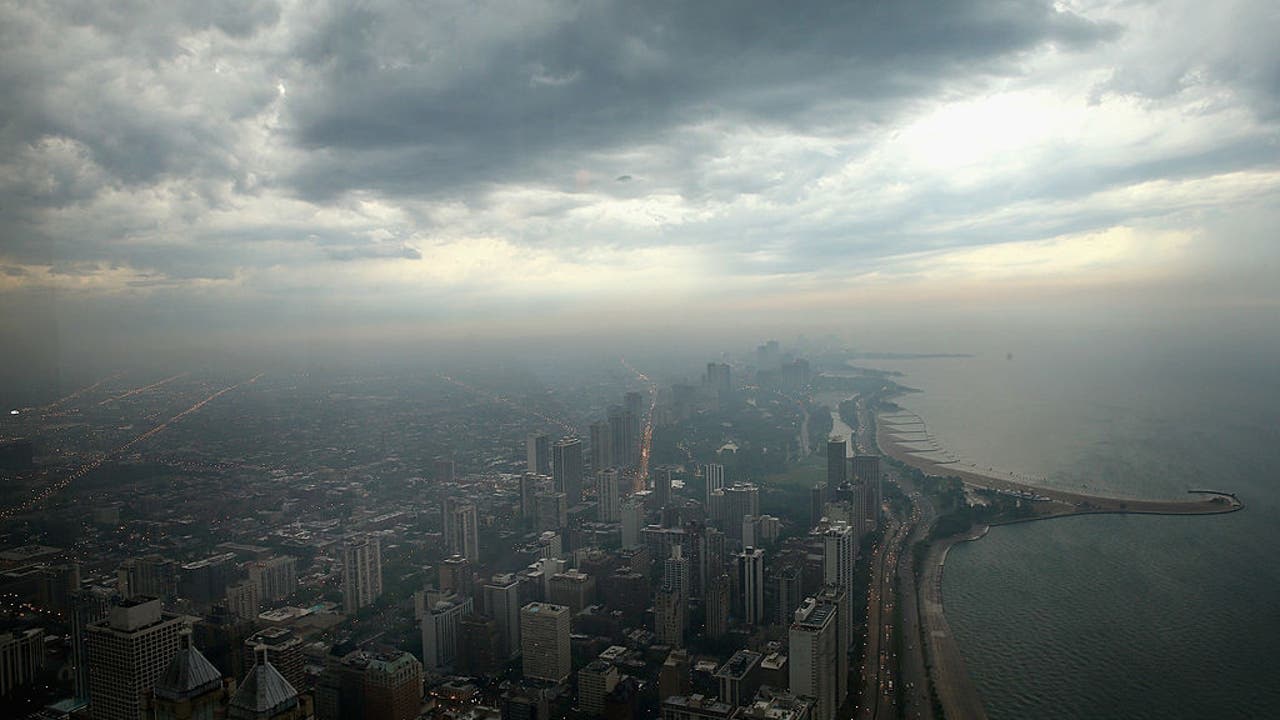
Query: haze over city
[[1, 2, 1278, 720]]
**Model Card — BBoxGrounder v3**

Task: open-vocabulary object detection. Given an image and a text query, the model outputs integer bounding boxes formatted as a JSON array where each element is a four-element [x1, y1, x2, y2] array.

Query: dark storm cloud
[[282, 0, 1118, 200]]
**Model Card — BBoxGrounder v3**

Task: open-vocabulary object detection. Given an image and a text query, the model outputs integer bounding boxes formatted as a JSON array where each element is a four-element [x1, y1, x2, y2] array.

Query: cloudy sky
[[1, 0, 1278, 362]]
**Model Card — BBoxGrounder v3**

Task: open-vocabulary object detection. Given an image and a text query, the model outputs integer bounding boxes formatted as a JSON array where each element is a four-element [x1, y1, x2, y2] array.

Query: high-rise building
[[625, 391, 643, 456], [658, 650, 690, 703], [70, 586, 114, 703], [527, 434, 551, 476], [736, 547, 766, 626], [442, 498, 480, 564], [356, 651, 423, 720], [620, 497, 644, 548], [826, 437, 848, 487], [816, 584, 849, 705], [702, 464, 725, 507], [178, 553, 236, 609], [810, 483, 827, 529], [0, 628, 45, 698], [547, 570, 596, 615], [653, 467, 673, 508], [705, 573, 730, 640], [705, 362, 731, 396], [654, 589, 684, 648], [552, 438, 584, 506], [589, 421, 613, 473], [439, 554, 472, 596], [248, 556, 298, 602], [712, 483, 761, 542], [608, 406, 633, 468], [230, 646, 307, 720], [151, 631, 225, 720], [116, 555, 178, 602], [715, 650, 763, 708], [457, 614, 502, 676], [225, 580, 260, 621], [86, 597, 187, 720], [534, 492, 568, 532], [819, 521, 855, 651], [577, 659, 619, 715], [596, 469, 621, 522], [482, 574, 522, 660], [851, 455, 882, 532], [520, 603, 571, 682], [663, 545, 690, 604], [243, 627, 306, 693], [421, 593, 473, 673], [519, 473, 547, 520], [789, 597, 840, 720], [342, 535, 383, 615]]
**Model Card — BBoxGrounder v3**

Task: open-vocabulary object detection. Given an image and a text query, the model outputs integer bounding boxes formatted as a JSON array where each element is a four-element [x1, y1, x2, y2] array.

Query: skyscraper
[[705, 573, 730, 640], [789, 597, 840, 720], [852, 455, 882, 532], [552, 437, 584, 506], [653, 466, 672, 508], [608, 406, 632, 468], [654, 588, 684, 647], [589, 421, 613, 473], [703, 463, 725, 506], [705, 362, 731, 396], [820, 521, 855, 651], [70, 586, 113, 704], [421, 594, 473, 673], [527, 433, 551, 476], [341, 535, 383, 615], [483, 574, 522, 660], [86, 597, 187, 720], [826, 436, 848, 487], [625, 391, 643, 457], [442, 498, 480, 563], [712, 483, 761, 542], [620, 497, 644, 548], [577, 659, 619, 715], [736, 547, 765, 626], [152, 631, 225, 720], [596, 469, 620, 522], [248, 556, 298, 602], [810, 482, 827, 529], [520, 603, 571, 682]]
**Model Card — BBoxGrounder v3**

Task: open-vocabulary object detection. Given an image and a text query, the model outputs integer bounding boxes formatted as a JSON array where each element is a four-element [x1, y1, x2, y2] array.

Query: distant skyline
[[2, 1, 1278, 364]]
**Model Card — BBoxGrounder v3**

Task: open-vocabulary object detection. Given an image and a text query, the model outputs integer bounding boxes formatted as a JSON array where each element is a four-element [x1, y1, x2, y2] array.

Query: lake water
[[864, 332, 1280, 719]]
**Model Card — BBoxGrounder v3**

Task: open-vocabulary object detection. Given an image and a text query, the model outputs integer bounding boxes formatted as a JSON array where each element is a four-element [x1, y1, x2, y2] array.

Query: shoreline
[[873, 402, 1243, 720]]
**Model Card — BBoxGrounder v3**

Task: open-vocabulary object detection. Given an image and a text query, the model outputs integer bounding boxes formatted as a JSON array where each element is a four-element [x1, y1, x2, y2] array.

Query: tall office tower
[[434, 458, 456, 484], [775, 565, 804, 626], [248, 556, 298, 602], [705, 362, 731, 396], [827, 437, 848, 487], [527, 433, 551, 476], [713, 483, 761, 542], [607, 406, 632, 468], [552, 437, 584, 506], [40, 562, 81, 617], [483, 574, 522, 660], [225, 580, 260, 621], [243, 627, 306, 693], [653, 467, 672, 508], [816, 584, 849, 704], [534, 492, 568, 531], [703, 464, 725, 506], [789, 598, 840, 720], [231, 646, 305, 720], [851, 455, 882, 532], [658, 650, 691, 703], [422, 594, 473, 673], [578, 659, 620, 715], [654, 588, 684, 648], [702, 528, 726, 591], [117, 555, 179, 602], [810, 483, 828, 529], [520, 603, 571, 682], [439, 555, 472, 595], [705, 573, 730, 640], [589, 421, 613, 472], [341, 535, 383, 615], [0, 628, 44, 698], [70, 586, 113, 703], [179, 553, 237, 609], [547, 570, 596, 614], [716, 650, 763, 708], [519, 473, 546, 520], [736, 547, 766, 626], [457, 614, 502, 676], [86, 597, 187, 720], [596, 469, 621, 522], [620, 497, 644, 548], [151, 631, 225, 719], [663, 545, 691, 604], [357, 651, 424, 720], [820, 521, 855, 649], [442, 498, 480, 564]]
